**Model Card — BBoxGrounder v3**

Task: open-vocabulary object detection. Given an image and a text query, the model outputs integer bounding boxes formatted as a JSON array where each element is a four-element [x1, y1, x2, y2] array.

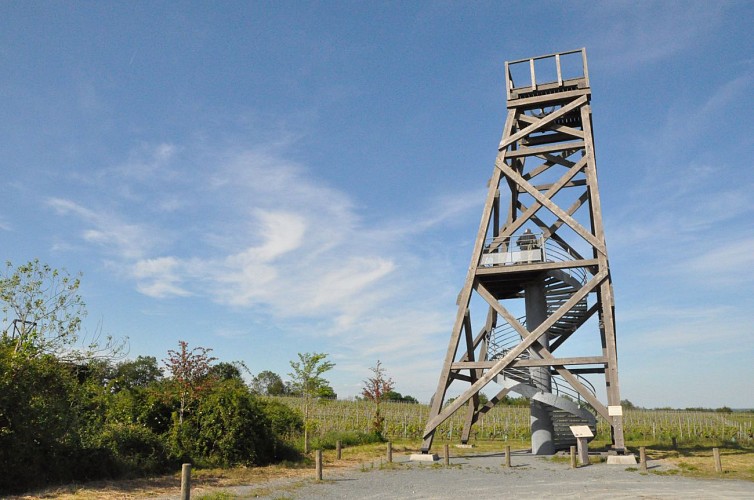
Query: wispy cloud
[[48, 141, 472, 385], [47, 197, 161, 259], [586, 1, 727, 70]]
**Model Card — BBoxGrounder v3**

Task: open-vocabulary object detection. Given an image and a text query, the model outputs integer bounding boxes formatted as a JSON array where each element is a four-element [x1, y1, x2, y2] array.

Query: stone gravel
[[168, 450, 754, 499]]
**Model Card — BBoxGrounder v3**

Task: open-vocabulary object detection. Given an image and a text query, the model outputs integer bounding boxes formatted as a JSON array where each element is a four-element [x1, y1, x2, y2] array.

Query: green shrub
[[97, 423, 170, 475], [261, 399, 304, 438], [175, 380, 279, 467], [310, 430, 384, 450]]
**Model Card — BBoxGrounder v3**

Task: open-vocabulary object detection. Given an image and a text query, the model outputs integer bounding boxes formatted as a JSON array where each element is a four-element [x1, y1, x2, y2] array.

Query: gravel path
[[172, 451, 754, 499]]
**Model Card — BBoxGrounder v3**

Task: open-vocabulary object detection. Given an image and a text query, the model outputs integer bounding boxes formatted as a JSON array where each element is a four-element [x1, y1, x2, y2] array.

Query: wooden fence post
[[570, 446, 577, 468], [336, 440, 342, 460], [315, 449, 323, 480], [504, 445, 511, 468], [444, 444, 450, 466], [181, 463, 191, 500], [713, 447, 722, 473], [387, 441, 392, 463], [640, 447, 647, 472]]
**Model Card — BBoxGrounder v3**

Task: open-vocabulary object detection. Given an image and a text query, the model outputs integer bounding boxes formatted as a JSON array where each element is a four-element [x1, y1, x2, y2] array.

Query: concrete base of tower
[[531, 400, 555, 455]]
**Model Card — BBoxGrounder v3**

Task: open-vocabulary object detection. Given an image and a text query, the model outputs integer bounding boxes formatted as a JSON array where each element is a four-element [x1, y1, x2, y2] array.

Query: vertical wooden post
[[315, 449, 323, 480], [640, 447, 647, 472], [444, 444, 450, 466], [713, 447, 722, 473], [672, 437, 677, 449], [180, 463, 191, 500], [336, 440, 342, 460], [570, 446, 577, 468], [504, 445, 511, 467], [387, 441, 392, 463]]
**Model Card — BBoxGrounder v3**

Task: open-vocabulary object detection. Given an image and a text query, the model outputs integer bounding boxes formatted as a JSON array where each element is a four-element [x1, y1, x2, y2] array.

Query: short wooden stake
[[640, 446, 647, 471], [444, 444, 450, 466], [570, 445, 577, 468], [504, 445, 511, 467], [336, 440, 342, 460], [387, 441, 392, 463], [315, 449, 323, 480], [672, 437, 677, 449], [180, 463, 191, 500], [713, 447, 722, 473]]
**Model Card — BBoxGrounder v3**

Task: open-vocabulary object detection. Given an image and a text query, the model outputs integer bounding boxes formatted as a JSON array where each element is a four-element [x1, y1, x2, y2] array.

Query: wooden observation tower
[[421, 48, 626, 455]]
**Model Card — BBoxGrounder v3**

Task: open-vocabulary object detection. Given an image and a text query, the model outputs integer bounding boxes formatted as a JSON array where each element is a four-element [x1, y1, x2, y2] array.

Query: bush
[[310, 430, 385, 450], [176, 380, 279, 467], [261, 399, 304, 438], [97, 423, 170, 475]]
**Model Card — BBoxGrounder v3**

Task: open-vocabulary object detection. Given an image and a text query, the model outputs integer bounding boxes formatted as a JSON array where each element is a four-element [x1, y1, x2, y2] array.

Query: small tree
[[0, 259, 124, 361], [163, 341, 217, 424], [288, 352, 334, 453], [1, 259, 85, 357], [362, 360, 394, 438], [251, 370, 287, 396]]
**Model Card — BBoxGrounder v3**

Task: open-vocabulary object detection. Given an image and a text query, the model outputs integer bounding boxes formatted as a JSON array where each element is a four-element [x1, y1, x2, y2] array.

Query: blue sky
[[2, 1, 752, 408]]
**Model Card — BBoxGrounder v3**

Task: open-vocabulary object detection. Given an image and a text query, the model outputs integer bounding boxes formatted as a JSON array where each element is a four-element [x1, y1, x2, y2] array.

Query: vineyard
[[272, 397, 754, 447]]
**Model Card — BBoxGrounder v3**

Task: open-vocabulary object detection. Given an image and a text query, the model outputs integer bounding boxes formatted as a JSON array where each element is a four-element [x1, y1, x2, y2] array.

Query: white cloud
[[132, 257, 192, 298], [46, 139, 483, 399], [587, 1, 726, 69], [680, 236, 754, 285], [47, 197, 159, 259]]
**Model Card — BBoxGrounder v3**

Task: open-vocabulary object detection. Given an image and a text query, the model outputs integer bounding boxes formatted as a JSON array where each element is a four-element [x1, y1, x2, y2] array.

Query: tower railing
[[505, 48, 589, 101], [481, 234, 587, 286]]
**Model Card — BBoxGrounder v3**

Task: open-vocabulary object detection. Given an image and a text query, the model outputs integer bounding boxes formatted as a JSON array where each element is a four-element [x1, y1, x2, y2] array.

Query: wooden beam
[[475, 258, 599, 275], [505, 141, 586, 158], [499, 96, 588, 150], [520, 179, 586, 192], [498, 161, 606, 254], [519, 114, 585, 139], [508, 88, 590, 108], [487, 155, 587, 250], [451, 356, 606, 370]]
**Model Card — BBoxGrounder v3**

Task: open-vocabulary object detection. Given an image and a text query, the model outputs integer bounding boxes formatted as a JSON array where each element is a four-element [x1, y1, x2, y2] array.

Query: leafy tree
[[361, 360, 394, 438], [384, 390, 419, 404], [621, 399, 637, 410], [209, 360, 249, 382], [112, 356, 163, 391], [251, 370, 287, 396], [163, 341, 217, 424], [1, 259, 85, 357], [288, 352, 334, 452], [0, 260, 124, 360], [316, 384, 337, 399]]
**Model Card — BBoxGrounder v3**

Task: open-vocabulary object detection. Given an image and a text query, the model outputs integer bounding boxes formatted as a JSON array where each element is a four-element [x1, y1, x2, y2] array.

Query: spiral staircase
[[485, 241, 597, 451]]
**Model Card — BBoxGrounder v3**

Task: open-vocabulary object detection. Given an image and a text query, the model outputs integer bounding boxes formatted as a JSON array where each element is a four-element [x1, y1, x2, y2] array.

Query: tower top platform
[[505, 48, 590, 103]]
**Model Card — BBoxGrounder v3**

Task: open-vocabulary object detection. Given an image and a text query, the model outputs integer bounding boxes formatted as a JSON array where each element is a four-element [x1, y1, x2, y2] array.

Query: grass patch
[[634, 444, 754, 482]]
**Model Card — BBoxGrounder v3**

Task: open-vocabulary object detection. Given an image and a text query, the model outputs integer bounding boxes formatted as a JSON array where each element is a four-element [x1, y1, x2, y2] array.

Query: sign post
[[569, 425, 594, 466]]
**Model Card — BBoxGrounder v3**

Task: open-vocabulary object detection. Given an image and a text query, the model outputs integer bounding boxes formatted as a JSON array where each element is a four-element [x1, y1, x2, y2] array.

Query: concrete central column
[[525, 279, 554, 455]]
